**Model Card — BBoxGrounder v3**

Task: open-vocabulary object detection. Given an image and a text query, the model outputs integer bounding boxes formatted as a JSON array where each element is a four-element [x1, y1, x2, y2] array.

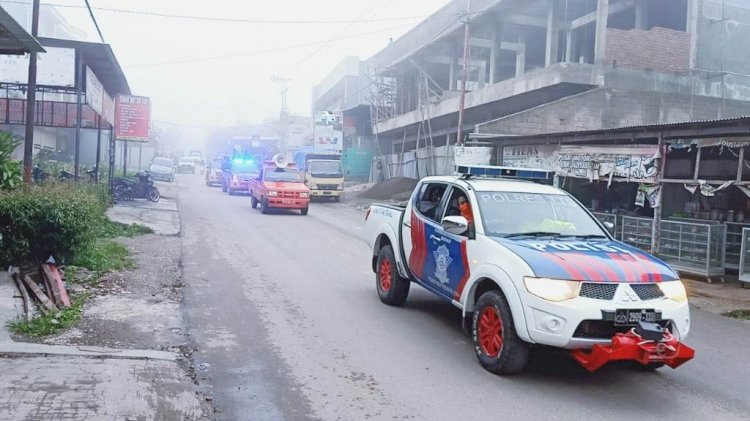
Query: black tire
[[631, 362, 666, 371], [228, 188, 235, 196], [472, 290, 530, 375], [113, 185, 127, 200], [375, 246, 410, 306], [261, 198, 269, 214], [301, 207, 309, 215], [251, 194, 258, 209], [333, 196, 341, 202], [147, 187, 160, 202]]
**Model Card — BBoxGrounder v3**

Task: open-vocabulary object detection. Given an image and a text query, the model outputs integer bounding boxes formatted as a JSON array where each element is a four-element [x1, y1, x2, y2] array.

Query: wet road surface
[[176, 174, 750, 420]]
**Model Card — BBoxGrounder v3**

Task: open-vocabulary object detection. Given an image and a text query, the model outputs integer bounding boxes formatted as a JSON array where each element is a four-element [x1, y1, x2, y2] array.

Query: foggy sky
[[21, 0, 451, 132]]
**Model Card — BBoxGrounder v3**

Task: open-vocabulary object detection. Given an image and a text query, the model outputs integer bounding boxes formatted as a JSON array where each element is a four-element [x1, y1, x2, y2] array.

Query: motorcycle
[[113, 172, 160, 202]]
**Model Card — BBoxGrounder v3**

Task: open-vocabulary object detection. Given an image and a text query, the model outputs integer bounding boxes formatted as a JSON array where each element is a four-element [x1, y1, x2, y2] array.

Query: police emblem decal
[[434, 245, 452, 285]]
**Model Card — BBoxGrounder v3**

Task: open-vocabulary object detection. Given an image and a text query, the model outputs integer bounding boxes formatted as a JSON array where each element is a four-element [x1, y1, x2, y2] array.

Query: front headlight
[[232, 176, 239, 183], [300, 192, 309, 198], [658, 281, 687, 302], [268, 191, 278, 197], [337, 184, 344, 190], [309, 184, 318, 190], [523, 277, 581, 302]]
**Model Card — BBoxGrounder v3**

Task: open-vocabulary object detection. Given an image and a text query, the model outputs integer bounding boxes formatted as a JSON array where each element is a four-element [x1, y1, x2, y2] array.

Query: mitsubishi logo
[[619, 287, 640, 303]]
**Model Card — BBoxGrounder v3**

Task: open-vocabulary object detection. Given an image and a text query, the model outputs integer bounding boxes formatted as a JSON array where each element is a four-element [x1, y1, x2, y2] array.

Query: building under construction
[[313, 0, 750, 178]]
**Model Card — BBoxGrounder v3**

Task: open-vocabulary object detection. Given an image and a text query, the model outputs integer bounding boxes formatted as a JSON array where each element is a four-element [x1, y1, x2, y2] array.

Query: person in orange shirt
[[458, 196, 474, 224]]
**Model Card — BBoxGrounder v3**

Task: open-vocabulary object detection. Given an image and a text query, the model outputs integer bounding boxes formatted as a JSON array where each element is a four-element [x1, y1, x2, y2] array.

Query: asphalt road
[[176, 174, 750, 421]]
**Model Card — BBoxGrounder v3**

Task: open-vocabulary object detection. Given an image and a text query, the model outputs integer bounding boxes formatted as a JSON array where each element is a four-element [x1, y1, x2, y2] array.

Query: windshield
[[476, 191, 606, 238], [310, 160, 343, 177], [264, 168, 302, 182], [153, 158, 173, 167]]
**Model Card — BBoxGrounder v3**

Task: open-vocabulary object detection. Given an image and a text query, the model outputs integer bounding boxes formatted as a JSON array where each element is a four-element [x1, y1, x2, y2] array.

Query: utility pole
[[22, 0, 41, 184], [271, 75, 290, 150], [456, 0, 471, 147]]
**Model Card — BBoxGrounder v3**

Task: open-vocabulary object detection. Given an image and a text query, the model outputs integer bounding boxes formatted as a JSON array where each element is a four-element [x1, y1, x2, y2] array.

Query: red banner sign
[[115, 95, 151, 142]]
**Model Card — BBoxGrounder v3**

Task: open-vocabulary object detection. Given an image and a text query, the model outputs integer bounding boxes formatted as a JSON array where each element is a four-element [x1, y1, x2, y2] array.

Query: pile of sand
[[357, 177, 418, 200]]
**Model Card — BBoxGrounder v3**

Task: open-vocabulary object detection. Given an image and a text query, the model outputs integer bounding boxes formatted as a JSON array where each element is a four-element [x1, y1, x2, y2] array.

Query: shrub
[[0, 183, 109, 266], [0, 131, 22, 190]]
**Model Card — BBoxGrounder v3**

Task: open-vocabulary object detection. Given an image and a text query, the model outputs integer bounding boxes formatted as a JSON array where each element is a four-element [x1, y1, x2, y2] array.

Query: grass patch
[[8, 293, 89, 337], [724, 310, 750, 321], [95, 219, 153, 239], [75, 239, 134, 274]]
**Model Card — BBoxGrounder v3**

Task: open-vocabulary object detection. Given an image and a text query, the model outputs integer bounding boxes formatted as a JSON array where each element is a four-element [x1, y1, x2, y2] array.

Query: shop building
[[477, 116, 750, 284]]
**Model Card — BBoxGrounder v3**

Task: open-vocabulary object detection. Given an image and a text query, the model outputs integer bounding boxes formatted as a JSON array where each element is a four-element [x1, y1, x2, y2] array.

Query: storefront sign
[[115, 95, 151, 142], [671, 137, 750, 149], [454, 146, 493, 166], [314, 111, 342, 152], [502, 144, 659, 182]]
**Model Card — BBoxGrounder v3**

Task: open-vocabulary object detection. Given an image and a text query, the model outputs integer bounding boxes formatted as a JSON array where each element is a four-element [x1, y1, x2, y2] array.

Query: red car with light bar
[[249, 155, 311, 215]]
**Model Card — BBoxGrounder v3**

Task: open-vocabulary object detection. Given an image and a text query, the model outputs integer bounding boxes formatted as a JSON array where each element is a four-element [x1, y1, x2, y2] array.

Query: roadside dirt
[[684, 276, 750, 319]]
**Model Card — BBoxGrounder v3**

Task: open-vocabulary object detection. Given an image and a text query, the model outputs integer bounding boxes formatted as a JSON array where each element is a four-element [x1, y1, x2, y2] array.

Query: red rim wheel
[[478, 307, 503, 358], [379, 259, 392, 292]]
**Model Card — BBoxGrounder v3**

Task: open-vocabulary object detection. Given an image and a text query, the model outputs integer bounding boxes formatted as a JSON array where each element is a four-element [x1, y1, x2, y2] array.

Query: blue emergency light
[[456, 165, 554, 184]]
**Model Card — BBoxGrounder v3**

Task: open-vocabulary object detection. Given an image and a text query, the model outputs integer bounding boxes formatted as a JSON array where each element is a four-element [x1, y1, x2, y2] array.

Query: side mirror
[[442, 215, 469, 236], [603, 221, 615, 234]]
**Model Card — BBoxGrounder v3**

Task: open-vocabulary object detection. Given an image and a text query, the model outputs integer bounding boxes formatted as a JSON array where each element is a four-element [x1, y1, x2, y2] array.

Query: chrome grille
[[318, 184, 338, 190], [630, 284, 665, 301], [579, 283, 618, 300]]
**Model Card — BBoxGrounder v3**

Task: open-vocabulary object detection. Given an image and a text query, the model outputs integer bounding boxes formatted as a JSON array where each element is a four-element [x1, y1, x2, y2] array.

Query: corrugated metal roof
[[0, 6, 44, 55]]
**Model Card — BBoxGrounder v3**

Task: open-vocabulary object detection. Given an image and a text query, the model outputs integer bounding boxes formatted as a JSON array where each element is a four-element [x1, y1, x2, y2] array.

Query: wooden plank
[[9, 269, 32, 321], [22, 275, 58, 316], [41, 264, 71, 308]]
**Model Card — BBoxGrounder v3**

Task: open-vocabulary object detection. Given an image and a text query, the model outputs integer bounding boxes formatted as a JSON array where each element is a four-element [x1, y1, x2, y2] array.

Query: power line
[[123, 23, 415, 68], [0, 0, 425, 24], [83, 0, 104, 43]]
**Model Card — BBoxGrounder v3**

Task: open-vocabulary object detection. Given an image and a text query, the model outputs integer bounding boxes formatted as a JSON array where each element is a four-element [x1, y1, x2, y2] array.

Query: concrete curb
[[0, 342, 178, 361]]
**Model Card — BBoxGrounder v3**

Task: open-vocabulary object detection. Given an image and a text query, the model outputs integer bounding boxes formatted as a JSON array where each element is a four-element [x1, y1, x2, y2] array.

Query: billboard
[[0, 47, 75, 87], [314, 111, 342, 152], [115, 95, 151, 142], [85, 66, 104, 116]]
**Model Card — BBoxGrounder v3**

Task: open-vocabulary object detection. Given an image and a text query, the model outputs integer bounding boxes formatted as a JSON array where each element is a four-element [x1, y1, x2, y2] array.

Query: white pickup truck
[[364, 171, 694, 374]]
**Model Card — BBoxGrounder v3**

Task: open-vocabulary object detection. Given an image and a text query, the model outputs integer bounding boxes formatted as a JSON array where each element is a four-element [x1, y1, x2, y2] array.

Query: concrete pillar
[[478, 62, 487, 89], [634, 0, 648, 30], [449, 48, 457, 90], [565, 29, 576, 62], [545, 0, 560, 67], [515, 35, 526, 77], [489, 28, 498, 84], [594, 0, 609, 64], [687, 0, 700, 69]]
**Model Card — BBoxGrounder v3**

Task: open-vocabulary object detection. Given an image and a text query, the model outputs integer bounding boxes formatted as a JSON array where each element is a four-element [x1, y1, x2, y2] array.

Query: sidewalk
[[684, 276, 750, 316], [106, 181, 180, 236], [0, 184, 210, 420]]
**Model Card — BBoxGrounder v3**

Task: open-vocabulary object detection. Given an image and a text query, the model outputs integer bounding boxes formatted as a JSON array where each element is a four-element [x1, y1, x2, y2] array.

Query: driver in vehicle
[[458, 195, 474, 224]]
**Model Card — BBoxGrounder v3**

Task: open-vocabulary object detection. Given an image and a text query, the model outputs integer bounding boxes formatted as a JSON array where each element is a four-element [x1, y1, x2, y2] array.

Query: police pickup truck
[[363, 166, 694, 374]]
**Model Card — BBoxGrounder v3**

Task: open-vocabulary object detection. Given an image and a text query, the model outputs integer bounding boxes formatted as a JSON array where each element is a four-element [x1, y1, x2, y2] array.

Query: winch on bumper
[[519, 282, 694, 371]]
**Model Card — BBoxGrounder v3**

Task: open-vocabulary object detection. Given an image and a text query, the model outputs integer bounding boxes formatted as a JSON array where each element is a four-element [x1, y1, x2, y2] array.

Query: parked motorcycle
[[113, 172, 160, 202]]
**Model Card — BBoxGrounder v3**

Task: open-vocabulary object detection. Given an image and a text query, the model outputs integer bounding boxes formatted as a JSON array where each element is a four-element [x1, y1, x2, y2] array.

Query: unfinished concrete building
[[366, 0, 750, 162]]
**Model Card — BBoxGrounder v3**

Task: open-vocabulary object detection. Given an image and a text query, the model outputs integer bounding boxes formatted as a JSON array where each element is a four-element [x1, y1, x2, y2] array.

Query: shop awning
[[0, 6, 45, 55], [38, 37, 131, 96]]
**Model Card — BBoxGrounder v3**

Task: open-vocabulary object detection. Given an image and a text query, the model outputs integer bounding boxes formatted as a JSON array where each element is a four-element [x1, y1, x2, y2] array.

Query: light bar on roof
[[455, 165, 554, 183]]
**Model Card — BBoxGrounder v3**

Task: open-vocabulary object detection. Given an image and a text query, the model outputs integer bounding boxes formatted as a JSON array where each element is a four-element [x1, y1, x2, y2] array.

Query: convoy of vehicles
[[363, 166, 694, 374], [293, 149, 344, 201], [249, 155, 310, 215], [149, 157, 175, 182]]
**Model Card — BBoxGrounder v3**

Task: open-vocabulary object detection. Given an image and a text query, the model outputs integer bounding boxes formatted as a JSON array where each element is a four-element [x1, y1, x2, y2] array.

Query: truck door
[[427, 186, 473, 302], [402, 182, 450, 298]]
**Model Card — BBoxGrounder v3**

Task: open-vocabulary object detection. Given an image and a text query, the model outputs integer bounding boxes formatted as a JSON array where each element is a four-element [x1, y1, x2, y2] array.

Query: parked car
[[149, 157, 175, 182], [178, 157, 196, 174]]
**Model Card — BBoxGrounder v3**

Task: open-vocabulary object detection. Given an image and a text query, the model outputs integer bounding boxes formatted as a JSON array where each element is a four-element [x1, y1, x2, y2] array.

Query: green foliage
[[8, 293, 89, 337], [0, 183, 109, 266], [724, 309, 750, 320], [75, 239, 134, 273], [0, 131, 22, 190]]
